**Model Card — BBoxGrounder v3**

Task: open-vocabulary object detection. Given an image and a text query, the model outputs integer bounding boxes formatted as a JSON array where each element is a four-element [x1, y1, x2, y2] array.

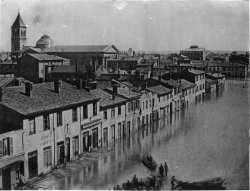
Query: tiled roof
[[205, 79, 216, 84], [147, 85, 172, 96], [180, 79, 196, 90], [206, 73, 226, 78], [0, 77, 15, 87], [188, 69, 205, 75], [91, 89, 126, 109], [27, 53, 69, 61], [0, 82, 101, 116], [106, 87, 140, 99], [44, 45, 119, 53], [51, 65, 87, 73]]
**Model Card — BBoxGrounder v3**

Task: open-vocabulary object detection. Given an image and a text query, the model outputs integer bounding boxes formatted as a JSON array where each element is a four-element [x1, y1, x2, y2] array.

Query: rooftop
[[44, 45, 119, 53], [206, 73, 226, 78], [91, 89, 126, 109], [0, 77, 15, 87], [106, 87, 140, 99], [180, 79, 196, 90], [0, 82, 100, 116], [51, 65, 87, 74], [12, 12, 26, 28], [188, 69, 205, 75], [147, 85, 172, 96], [27, 53, 70, 61]]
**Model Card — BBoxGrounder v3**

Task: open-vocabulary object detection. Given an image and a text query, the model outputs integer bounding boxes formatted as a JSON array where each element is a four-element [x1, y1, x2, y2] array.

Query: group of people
[[145, 155, 154, 164], [159, 162, 168, 177], [113, 175, 163, 190]]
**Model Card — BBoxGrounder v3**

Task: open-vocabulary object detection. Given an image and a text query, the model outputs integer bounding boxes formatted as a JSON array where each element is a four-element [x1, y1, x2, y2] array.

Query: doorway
[[57, 142, 65, 165], [28, 150, 38, 179], [2, 167, 11, 190], [66, 138, 70, 162], [82, 131, 89, 152]]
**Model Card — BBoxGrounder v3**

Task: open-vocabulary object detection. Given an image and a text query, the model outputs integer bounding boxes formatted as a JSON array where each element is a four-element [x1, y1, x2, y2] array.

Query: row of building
[[0, 66, 213, 189]]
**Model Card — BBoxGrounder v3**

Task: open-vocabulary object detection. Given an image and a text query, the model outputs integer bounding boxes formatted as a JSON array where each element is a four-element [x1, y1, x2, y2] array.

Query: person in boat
[[132, 174, 139, 187], [159, 163, 164, 177], [171, 176, 176, 189], [164, 162, 169, 177]]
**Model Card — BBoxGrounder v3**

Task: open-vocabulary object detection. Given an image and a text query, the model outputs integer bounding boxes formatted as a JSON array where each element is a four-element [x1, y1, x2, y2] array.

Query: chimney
[[112, 85, 118, 100], [0, 87, 3, 102], [82, 80, 87, 89], [85, 87, 91, 92], [158, 75, 162, 82], [79, 78, 83, 90], [54, 80, 62, 93], [25, 82, 34, 97]]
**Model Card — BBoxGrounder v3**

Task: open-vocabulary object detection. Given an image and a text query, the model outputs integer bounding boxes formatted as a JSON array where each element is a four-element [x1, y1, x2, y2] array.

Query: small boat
[[173, 177, 225, 190], [142, 155, 157, 170]]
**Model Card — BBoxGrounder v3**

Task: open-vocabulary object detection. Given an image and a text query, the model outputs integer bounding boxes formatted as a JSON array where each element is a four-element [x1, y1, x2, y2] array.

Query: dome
[[35, 35, 54, 50]]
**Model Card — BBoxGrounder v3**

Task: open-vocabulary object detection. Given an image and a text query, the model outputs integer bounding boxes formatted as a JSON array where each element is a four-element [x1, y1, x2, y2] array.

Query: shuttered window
[[0, 137, 13, 157]]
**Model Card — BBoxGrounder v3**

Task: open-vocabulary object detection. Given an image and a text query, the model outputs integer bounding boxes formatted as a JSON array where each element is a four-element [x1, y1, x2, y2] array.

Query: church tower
[[11, 10, 27, 52]]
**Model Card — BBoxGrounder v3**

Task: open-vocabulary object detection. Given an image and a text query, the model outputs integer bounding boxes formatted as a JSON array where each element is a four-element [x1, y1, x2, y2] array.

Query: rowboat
[[173, 177, 225, 190], [142, 156, 157, 170]]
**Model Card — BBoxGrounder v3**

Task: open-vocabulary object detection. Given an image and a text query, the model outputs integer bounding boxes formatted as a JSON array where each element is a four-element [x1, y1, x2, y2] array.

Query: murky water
[[55, 79, 249, 190]]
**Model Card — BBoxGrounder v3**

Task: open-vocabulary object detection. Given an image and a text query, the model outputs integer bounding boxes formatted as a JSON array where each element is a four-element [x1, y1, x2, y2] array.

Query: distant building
[[17, 53, 70, 83], [180, 45, 206, 61], [44, 45, 119, 72]]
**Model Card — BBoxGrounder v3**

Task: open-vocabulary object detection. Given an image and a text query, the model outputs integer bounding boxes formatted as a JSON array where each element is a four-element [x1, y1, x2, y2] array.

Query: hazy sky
[[0, 0, 249, 52]]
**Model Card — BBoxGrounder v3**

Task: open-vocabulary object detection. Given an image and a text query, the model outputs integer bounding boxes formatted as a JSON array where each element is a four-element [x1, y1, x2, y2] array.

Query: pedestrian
[[159, 163, 164, 177], [164, 162, 168, 177], [171, 176, 175, 189]]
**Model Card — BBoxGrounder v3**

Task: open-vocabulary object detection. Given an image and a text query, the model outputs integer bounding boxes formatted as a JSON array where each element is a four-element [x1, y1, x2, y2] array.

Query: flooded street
[[55, 79, 249, 190]]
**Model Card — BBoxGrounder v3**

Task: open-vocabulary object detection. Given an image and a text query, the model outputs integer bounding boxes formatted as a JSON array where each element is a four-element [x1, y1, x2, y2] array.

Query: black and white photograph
[[0, 0, 249, 190]]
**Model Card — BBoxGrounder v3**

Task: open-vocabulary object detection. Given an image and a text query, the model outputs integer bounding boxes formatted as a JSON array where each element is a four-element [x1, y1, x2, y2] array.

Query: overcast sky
[[0, 0, 249, 52]]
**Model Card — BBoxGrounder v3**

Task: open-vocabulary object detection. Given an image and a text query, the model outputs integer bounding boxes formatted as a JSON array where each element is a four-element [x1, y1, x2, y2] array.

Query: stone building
[[180, 45, 206, 61]]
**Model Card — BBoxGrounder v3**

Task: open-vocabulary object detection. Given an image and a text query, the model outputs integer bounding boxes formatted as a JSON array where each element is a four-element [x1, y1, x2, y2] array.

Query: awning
[[0, 153, 26, 169]]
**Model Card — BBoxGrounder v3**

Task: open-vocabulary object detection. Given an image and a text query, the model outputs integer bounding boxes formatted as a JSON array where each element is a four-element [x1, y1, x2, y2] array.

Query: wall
[[17, 55, 39, 83]]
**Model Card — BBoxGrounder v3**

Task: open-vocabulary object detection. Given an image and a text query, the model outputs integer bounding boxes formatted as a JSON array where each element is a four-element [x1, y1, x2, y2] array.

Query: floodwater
[[55, 79, 249, 190]]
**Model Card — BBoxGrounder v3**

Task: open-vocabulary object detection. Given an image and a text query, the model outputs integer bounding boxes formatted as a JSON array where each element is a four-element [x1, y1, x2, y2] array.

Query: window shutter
[[0, 140, 3, 157], [9, 137, 13, 155], [76, 138, 79, 155], [44, 150, 46, 166], [49, 149, 52, 166], [57, 147, 60, 164], [72, 138, 75, 157]]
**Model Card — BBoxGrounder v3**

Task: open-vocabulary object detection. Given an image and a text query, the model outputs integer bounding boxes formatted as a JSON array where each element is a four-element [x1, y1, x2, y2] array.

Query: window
[[93, 102, 97, 116], [111, 108, 115, 118], [128, 102, 131, 113], [72, 108, 78, 122], [57, 112, 62, 127], [0, 137, 13, 157], [118, 122, 121, 138], [118, 106, 121, 115], [43, 114, 50, 131], [43, 146, 52, 167], [143, 102, 144, 110], [131, 101, 134, 111], [83, 105, 88, 119], [146, 101, 148, 109], [104, 110, 107, 120], [28, 118, 36, 135]]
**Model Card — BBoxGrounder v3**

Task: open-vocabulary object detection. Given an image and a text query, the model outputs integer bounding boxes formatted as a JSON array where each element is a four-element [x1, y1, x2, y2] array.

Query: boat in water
[[173, 177, 225, 190], [142, 155, 157, 170]]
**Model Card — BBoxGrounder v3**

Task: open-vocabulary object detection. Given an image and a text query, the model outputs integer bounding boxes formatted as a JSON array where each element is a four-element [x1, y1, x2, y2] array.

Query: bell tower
[[11, 10, 27, 52]]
